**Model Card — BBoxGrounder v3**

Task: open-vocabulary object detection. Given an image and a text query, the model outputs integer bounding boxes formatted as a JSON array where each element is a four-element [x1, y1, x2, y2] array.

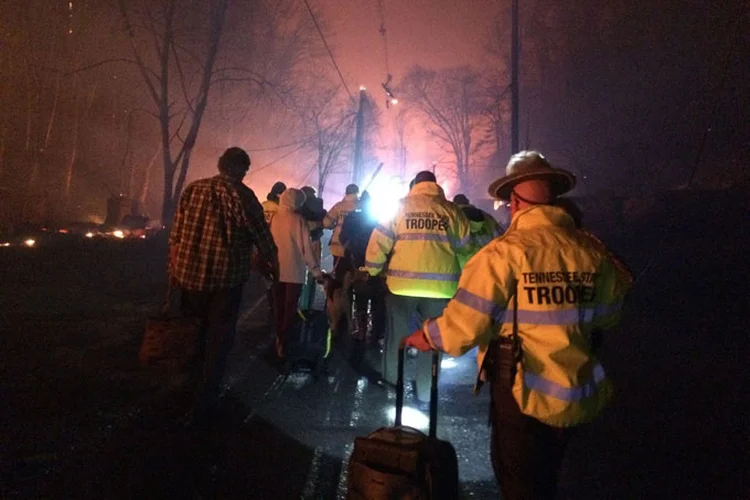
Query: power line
[[299, 162, 318, 187], [246, 138, 309, 152], [248, 142, 307, 175], [377, 0, 391, 77], [302, 0, 356, 105]]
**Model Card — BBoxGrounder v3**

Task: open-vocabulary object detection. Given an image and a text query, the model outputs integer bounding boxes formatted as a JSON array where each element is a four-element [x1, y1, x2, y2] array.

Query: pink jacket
[[270, 189, 322, 284]]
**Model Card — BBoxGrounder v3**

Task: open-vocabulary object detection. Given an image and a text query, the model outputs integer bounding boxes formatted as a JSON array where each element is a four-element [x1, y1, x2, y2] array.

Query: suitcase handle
[[395, 341, 439, 438]]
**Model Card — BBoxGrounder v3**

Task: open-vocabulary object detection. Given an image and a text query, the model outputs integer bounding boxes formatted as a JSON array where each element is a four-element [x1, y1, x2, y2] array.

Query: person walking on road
[[169, 147, 278, 425], [452, 193, 504, 264], [404, 151, 633, 499], [262, 181, 287, 225], [340, 191, 385, 341], [269, 188, 324, 359], [324, 184, 360, 276], [260, 181, 286, 322], [362, 170, 472, 405], [298, 185, 328, 309]]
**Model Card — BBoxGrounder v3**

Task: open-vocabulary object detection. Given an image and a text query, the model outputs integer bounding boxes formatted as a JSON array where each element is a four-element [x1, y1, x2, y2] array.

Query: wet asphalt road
[[2, 200, 749, 499]]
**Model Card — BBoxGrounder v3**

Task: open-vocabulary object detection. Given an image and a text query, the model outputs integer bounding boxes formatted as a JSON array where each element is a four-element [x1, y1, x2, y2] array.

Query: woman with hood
[[269, 188, 324, 358]]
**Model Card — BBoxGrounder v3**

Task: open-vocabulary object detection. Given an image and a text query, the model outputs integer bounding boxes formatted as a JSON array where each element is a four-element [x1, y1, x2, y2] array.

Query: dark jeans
[[490, 363, 575, 499], [180, 285, 243, 419], [353, 277, 386, 339], [271, 282, 303, 350], [384, 294, 447, 402]]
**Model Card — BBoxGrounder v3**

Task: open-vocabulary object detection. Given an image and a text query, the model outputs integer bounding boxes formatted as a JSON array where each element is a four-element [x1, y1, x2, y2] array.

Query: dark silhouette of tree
[[293, 86, 356, 195], [399, 65, 489, 192], [117, 0, 316, 223]]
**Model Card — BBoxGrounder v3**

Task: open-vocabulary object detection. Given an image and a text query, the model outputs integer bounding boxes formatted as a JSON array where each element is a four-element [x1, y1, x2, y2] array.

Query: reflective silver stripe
[[387, 269, 460, 281], [365, 260, 385, 270], [375, 224, 395, 240], [523, 363, 606, 402], [504, 303, 623, 325], [424, 318, 443, 350], [501, 308, 601, 325], [454, 288, 505, 322], [398, 233, 450, 243], [456, 234, 471, 248]]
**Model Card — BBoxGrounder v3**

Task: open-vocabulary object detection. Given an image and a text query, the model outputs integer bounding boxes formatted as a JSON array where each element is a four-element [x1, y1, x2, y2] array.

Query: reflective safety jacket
[[422, 205, 632, 427], [324, 194, 360, 257], [261, 199, 279, 225], [458, 204, 503, 267], [364, 181, 472, 299]]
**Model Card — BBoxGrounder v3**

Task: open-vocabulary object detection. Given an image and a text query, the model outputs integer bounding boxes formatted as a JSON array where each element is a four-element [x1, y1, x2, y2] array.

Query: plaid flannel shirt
[[169, 174, 277, 291]]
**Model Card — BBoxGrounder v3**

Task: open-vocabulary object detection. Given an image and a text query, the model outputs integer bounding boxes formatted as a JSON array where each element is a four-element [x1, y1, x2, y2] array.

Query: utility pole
[[511, 0, 519, 154], [352, 87, 367, 185]]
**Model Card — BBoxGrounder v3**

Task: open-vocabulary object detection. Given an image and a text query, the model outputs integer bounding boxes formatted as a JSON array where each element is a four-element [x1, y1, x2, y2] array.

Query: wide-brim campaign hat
[[488, 151, 576, 201]]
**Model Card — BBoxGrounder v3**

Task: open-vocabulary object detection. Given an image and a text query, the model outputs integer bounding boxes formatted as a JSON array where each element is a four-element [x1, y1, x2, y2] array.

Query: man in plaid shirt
[[169, 147, 278, 425]]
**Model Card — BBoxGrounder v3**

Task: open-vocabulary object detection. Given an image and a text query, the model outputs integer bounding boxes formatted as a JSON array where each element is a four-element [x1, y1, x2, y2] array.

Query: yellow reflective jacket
[[261, 199, 279, 225], [364, 181, 472, 299], [324, 194, 360, 258], [458, 204, 504, 267], [422, 205, 632, 427]]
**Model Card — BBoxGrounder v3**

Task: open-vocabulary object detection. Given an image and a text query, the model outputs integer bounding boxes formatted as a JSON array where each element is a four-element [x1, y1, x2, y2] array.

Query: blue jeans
[[383, 294, 447, 402]]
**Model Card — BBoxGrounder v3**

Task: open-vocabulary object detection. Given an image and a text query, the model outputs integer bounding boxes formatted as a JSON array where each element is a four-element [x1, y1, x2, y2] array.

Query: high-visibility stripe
[[398, 233, 450, 243], [499, 308, 592, 325], [454, 288, 505, 321], [375, 224, 395, 240], [365, 260, 385, 270], [497, 302, 624, 325], [425, 318, 443, 350], [523, 363, 606, 402], [456, 234, 471, 248], [387, 269, 461, 281]]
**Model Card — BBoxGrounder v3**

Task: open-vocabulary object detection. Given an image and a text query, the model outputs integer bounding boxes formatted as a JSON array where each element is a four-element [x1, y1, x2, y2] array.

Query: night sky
[[0, 0, 747, 223]]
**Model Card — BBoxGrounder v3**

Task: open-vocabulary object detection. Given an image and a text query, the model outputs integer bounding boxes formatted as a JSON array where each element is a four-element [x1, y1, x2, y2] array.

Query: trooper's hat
[[488, 151, 575, 201]]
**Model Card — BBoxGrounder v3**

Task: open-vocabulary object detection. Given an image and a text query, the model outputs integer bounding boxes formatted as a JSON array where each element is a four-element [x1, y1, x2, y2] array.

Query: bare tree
[[293, 86, 356, 195], [117, 0, 317, 223], [117, 0, 230, 224], [399, 65, 489, 192], [64, 79, 98, 204], [391, 108, 409, 178]]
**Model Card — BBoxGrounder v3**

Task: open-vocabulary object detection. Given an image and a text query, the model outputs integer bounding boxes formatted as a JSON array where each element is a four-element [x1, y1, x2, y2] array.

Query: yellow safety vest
[[261, 200, 279, 225], [324, 194, 360, 258], [364, 182, 472, 299], [423, 205, 632, 427], [458, 205, 504, 268]]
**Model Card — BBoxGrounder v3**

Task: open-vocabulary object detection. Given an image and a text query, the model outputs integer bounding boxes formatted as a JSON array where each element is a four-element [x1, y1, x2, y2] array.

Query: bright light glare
[[391, 98, 398, 105], [386, 406, 429, 431], [441, 358, 458, 369], [112, 230, 125, 239], [1, 242, 10, 247], [85, 232, 94, 238], [366, 175, 407, 224], [359, 85, 366, 91], [24, 239, 36, 247], [494, 200, 506, 210]]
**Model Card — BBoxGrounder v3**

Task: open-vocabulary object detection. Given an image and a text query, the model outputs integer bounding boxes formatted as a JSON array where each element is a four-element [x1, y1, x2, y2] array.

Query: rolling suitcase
[[346, 344, 459, 499]]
